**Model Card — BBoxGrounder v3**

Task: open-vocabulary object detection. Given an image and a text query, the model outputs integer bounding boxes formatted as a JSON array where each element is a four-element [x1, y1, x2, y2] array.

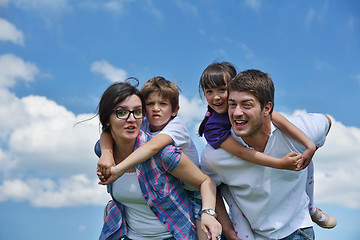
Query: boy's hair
[[228, 69, 274, 114], [140, 76, 181, 112]]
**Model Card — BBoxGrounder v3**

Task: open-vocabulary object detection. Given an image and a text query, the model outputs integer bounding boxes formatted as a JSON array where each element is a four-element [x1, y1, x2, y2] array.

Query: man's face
[[228, 90, 265, 138], [145, 92, 178, 132]]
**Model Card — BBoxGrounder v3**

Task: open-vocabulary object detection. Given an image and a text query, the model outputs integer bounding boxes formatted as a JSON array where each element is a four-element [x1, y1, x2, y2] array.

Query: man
[[201, 69, 331, 240]]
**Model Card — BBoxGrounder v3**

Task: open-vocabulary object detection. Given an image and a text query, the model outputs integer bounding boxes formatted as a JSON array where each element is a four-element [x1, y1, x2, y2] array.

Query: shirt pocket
[[151, 174, 172, 198]]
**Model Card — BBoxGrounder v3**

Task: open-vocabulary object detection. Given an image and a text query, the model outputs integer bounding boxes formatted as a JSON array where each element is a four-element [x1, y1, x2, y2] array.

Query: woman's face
[[108, 94, 143, 142]]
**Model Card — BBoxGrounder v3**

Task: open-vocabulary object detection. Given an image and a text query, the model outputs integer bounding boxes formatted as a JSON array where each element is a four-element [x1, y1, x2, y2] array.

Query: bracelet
[[201, 208, 217, 218]]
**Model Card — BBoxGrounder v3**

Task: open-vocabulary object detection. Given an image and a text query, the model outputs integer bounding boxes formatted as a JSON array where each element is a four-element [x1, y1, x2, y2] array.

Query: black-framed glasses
[[112, 109, 144, 120]]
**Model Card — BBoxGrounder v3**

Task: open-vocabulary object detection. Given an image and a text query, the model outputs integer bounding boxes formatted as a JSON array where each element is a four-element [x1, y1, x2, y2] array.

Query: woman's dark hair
[[198, 62, 236, 136], [98, 77, 145, 132]]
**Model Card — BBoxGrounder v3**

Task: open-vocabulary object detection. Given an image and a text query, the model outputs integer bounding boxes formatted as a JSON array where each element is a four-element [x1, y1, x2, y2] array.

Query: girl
[[198, 62, 336, 239]]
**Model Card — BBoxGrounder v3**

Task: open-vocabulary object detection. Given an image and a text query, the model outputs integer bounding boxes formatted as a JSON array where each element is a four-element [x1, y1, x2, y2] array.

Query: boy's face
[[145, 92, 178, 132]]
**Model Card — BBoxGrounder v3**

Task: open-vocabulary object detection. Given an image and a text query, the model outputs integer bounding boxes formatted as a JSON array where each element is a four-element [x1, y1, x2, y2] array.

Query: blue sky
[[0, 0, 359, 239]]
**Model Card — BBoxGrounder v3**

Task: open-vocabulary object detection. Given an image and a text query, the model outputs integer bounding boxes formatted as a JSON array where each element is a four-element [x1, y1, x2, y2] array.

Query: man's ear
[[172, 105, 180, 117], [264, 102, 273, 117]]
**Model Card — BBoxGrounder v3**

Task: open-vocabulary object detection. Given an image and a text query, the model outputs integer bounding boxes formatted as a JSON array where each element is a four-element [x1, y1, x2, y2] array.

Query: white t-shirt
[[141, 116, 199, 167], [112, 172, 173, 239], [201, 113, 329, 239]]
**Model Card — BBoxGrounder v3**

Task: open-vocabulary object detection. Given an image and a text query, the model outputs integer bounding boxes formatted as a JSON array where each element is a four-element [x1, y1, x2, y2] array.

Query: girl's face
[[204, 85, 228, 114], [108, 94, 143, 142]]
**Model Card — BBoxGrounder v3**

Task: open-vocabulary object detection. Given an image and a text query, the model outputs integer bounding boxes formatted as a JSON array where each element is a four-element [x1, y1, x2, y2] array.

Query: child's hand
[[98, 166, 120, 185], [97, 151, 115, 179], [279, 152, 303, 171], [297, 144, 316, 169], [201, 214, 222, 240]]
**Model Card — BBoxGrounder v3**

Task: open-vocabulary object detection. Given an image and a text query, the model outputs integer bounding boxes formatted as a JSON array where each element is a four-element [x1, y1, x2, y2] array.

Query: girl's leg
[[221, 186, 254, 240], [307, 161, 337, 228], [306, 161, 315, 215]]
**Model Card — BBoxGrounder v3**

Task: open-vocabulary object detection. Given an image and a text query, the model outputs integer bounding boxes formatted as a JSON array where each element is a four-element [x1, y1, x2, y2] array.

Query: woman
[[96, 79, 222, 240]]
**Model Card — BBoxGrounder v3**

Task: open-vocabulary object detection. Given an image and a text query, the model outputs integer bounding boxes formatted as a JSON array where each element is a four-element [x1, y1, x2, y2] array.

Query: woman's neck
[[113, 138, 136, 164]]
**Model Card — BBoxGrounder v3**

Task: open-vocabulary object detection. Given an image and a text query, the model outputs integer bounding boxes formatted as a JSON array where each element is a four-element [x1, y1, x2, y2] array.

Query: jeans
[[280, 227, 315, 240], [122, 237, 175, 240]]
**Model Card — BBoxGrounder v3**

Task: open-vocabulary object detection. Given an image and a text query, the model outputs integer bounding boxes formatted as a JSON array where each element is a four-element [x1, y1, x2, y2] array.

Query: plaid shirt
[[99, 130, 197, 240]]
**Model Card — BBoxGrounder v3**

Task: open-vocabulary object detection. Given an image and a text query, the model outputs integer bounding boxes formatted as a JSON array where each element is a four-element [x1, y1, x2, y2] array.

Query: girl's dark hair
[[198, 62, 236, 137], [98, 77, 145, 132]]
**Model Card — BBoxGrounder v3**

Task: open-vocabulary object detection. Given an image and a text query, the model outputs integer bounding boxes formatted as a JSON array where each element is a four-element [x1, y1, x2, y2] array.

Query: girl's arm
[[220, 136, 302, 170], [170, 154, 222, 240], [97, 134, 174, 182], [272, 111, 316, 169]]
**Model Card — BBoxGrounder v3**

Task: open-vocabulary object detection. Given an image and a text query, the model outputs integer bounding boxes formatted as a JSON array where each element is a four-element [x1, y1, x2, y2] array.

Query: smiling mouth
[[213, 102, 223, 107], [234, 120, 247, 125]]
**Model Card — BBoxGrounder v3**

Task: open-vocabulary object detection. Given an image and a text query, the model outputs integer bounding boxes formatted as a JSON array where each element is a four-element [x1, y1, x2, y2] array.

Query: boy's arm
[[98, 133, 174, 183], [97, 131, 115, 179], [220, 136, 301, 170], [110, 134, 173, 177], [272, 111, 316, 169]]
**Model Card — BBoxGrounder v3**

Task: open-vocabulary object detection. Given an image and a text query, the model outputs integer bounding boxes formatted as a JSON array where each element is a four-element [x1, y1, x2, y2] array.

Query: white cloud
[[12, 0, 70, 13], [353, 74, 360, 86], [0, 0, 9, 7], [305, 1, 329, 31], [305, 8, 315, 31], [79, 0, 130, 14], [0, 54, 39, 88], [0, 55, 109, 207], [143, 0, 163, 21], [3, 94, 101, 177], [244, 0, 261, 11], [283, 110, 360, 208], [175, 0, 198, 16], [0, 176, 110, 207], [312, 116, 360, 208], [10, 0, 71, 26], [178, 94, 206, 125], [0, 18, 24, 46], [91, 60, 127, 82], [314, 58, 333, 71]]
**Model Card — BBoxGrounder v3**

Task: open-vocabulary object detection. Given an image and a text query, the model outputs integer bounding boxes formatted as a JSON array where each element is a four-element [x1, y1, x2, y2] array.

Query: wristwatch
[[201, 208, 217, 218]]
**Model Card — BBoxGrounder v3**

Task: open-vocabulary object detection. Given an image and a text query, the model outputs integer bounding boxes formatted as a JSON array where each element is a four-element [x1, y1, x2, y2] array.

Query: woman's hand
[[201, 214, 222, 240]]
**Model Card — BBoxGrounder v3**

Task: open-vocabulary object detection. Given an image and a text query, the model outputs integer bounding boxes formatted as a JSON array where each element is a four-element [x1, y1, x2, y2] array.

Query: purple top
[[203, 111, 231, 149]]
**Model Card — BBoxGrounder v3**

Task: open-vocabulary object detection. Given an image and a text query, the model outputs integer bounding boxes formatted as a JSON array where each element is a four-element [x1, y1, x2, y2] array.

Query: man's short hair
[[140, 76, 181, 112], [228, 69, 274, 114]]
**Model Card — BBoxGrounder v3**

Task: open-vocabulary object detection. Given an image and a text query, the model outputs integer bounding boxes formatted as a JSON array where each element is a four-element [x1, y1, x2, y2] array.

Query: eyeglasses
[[112, 109, 144, 120]]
